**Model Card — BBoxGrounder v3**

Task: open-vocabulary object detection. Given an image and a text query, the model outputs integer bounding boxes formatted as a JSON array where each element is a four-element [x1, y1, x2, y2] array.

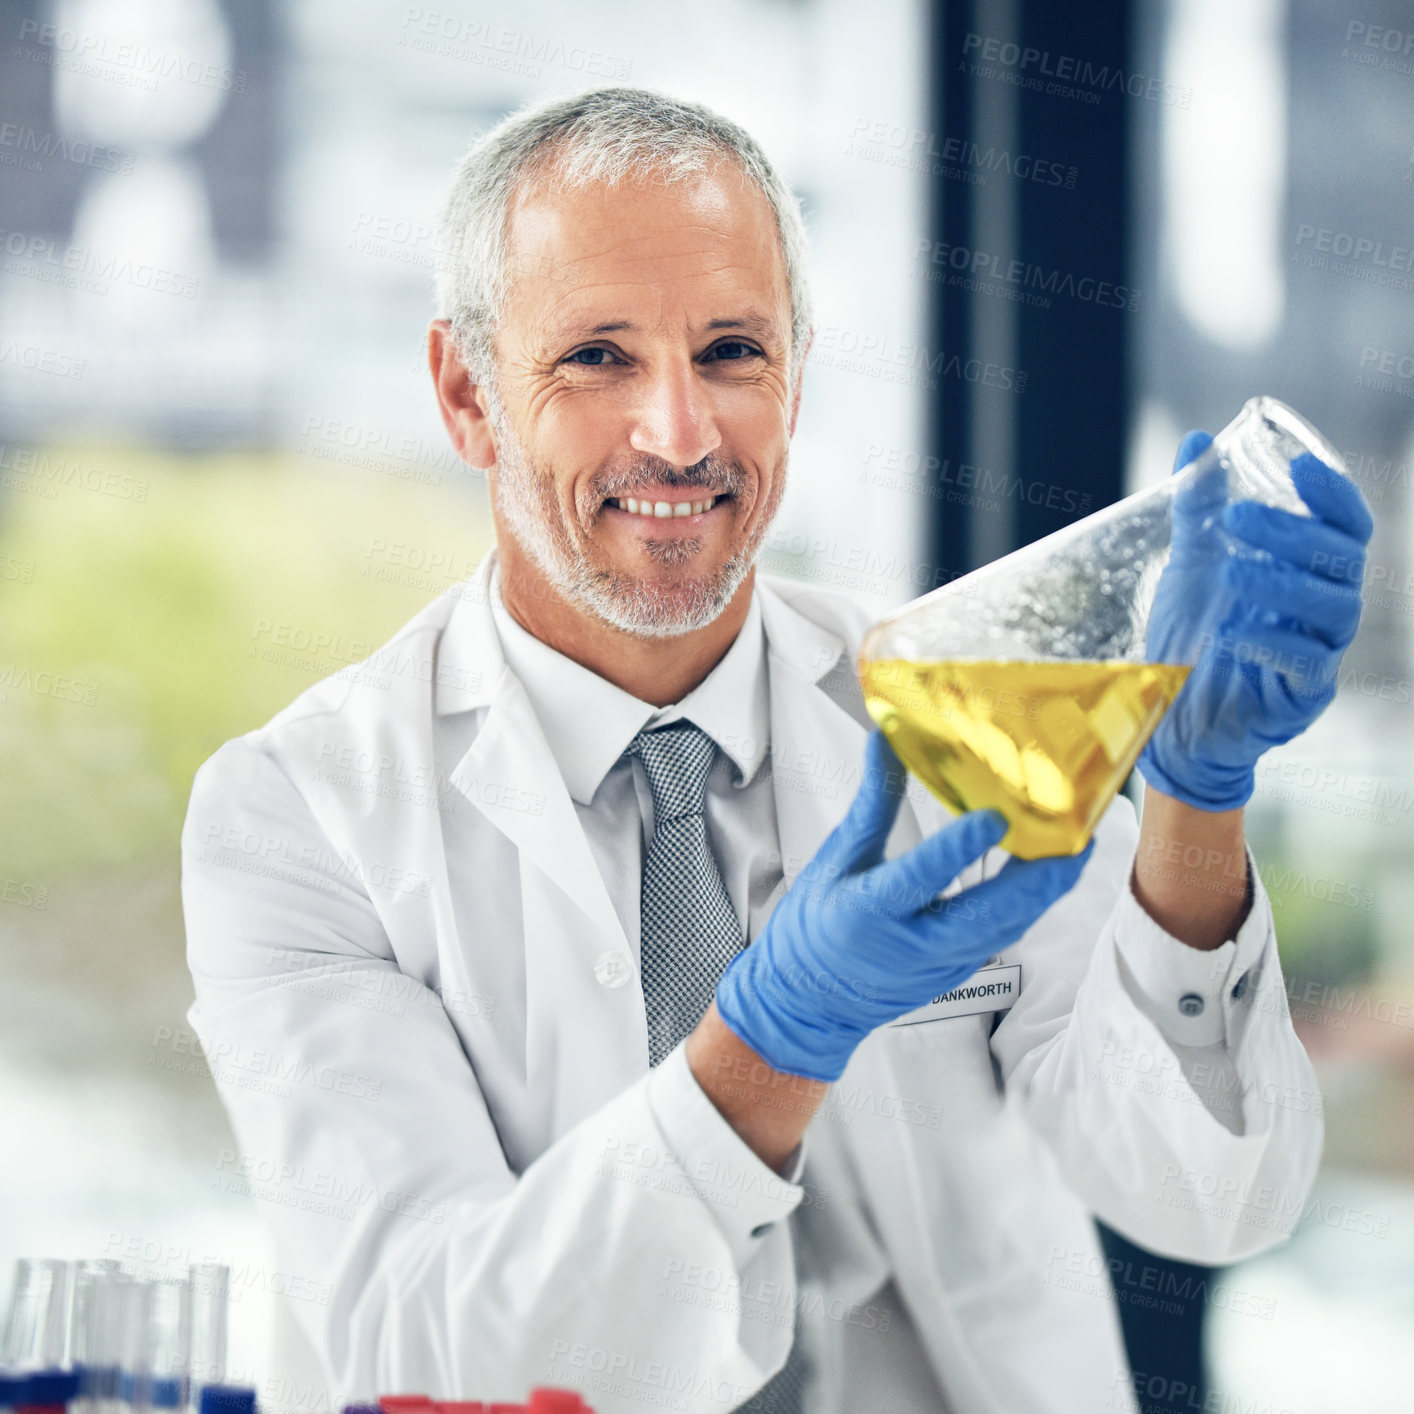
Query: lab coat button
[[1178, 992, 1205, 1017], [750, 1222, 773, 1238], [594, 949, 632, 989], [1232, 971, 1251, 1001]]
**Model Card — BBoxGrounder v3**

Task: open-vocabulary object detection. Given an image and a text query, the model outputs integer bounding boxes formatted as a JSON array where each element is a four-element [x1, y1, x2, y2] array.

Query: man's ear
[[788, 327, 814, 437], [428, 319, 498, 470]]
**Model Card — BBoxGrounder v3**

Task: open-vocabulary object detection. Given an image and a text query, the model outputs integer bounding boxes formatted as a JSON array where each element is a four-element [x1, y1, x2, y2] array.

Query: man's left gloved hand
[[1138, 430, 1374, 812], [714, 732, 1091, 1082]]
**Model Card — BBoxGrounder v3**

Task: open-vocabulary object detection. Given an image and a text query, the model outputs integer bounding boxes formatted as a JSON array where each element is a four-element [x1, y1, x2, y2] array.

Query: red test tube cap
[[528, 1391, 594, 1413]]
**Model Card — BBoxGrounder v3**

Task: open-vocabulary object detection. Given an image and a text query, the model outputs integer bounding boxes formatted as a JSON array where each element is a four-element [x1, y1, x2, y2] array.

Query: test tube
[[67, 1260, 121, 1360], [3, 1259, 79, 1413], [67, 1264, 124, 1414], [144, 1281, 191, 1413], [3, 1259, 71, 1370], [116, 1278, 151, 1410], [184, 1267, 226, 1405]]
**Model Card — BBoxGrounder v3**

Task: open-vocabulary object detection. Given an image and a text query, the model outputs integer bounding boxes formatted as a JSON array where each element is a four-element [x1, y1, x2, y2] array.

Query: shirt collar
[[489, 569, 770, 807]]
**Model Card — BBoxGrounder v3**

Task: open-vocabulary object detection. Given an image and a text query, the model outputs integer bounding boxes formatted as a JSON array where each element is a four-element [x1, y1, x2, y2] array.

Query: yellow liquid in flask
[[861, 659, 1191, 859]]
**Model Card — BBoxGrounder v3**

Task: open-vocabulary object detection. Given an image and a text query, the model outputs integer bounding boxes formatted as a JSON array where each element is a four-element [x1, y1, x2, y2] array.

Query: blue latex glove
[[1138, 430, 1373, 811], [715, 732, 1093, 1081]]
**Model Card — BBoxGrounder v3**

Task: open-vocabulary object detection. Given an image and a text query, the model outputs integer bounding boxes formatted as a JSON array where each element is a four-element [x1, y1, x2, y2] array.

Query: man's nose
[[628, 360, 722, 469]]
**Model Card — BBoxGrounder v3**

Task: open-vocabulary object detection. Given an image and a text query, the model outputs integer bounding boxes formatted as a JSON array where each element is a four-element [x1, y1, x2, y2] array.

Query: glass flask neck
[[1193, 394, 1348, 515]]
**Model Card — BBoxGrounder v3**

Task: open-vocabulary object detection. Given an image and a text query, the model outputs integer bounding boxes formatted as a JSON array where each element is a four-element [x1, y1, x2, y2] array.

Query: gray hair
[[435, 86, 813, 391]]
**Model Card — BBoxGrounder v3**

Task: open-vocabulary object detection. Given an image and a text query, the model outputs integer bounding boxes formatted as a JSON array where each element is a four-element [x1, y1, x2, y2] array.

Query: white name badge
[[887, 964, 1022, 1026]]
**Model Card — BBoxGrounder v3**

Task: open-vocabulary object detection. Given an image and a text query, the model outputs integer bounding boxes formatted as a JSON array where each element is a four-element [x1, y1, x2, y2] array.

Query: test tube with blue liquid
[[184, 1266, 227, 1413], [2, 1259, 77, 1414]]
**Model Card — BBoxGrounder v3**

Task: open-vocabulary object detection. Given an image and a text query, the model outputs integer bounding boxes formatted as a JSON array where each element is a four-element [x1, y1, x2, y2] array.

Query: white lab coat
[[182, 553, 1322, 1414]]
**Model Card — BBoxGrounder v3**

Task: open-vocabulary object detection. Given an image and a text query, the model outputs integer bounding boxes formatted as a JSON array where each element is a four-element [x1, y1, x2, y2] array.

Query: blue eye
[[567, 347, 613, 366], [709, 341, 759, 361]]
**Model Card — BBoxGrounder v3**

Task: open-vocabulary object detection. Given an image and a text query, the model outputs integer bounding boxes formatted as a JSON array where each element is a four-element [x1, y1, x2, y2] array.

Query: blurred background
[[0, 0, 1410, 1411]]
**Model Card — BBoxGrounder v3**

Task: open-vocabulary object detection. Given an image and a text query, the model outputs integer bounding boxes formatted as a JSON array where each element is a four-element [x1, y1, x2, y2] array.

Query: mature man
[[182, 89, 1370, 1413]]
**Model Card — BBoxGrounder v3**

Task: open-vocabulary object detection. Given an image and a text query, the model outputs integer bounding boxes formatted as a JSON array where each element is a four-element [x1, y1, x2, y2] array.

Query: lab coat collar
[[434, 553, 849, 719], [758, 583, 864, 885], [436, 550, 789, 791], [755, 574, 849, 688], [433, 552, 502, 716]]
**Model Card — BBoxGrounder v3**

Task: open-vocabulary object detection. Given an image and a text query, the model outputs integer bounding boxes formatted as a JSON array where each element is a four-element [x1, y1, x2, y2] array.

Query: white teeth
[[615, 494, 718, 518]]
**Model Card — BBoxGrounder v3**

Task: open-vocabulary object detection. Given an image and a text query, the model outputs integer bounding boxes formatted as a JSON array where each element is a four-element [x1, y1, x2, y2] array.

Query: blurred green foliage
[[0, 446, 492, 880]]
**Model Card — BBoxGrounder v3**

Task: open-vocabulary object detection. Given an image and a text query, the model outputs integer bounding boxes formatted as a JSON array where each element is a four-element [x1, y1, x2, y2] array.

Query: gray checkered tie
[[629, 722, 808, 1414], [630, 723, 743, 1066]]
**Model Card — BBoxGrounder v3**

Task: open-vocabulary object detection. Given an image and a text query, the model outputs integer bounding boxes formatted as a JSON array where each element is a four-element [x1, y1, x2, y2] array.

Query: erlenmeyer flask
[[858, 396, 1349, 858]]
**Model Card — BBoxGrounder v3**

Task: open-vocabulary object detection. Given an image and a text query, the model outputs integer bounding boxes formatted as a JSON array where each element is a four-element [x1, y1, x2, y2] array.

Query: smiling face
[[481, 159, 799, 638]]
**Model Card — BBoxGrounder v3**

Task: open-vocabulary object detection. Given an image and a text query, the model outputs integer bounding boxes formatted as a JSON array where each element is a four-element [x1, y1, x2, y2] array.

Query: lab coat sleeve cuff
[[646, 1042, 805, 1272], [1113, 847, 1272, 1050]]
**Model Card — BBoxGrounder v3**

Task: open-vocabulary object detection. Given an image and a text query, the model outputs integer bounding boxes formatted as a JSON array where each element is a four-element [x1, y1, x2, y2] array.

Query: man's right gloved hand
[[714, 731, 1092, 1082]]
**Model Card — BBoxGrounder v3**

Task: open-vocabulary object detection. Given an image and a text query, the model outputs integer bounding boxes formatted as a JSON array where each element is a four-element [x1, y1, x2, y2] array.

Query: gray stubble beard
[[486, 397, 784, 640]]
